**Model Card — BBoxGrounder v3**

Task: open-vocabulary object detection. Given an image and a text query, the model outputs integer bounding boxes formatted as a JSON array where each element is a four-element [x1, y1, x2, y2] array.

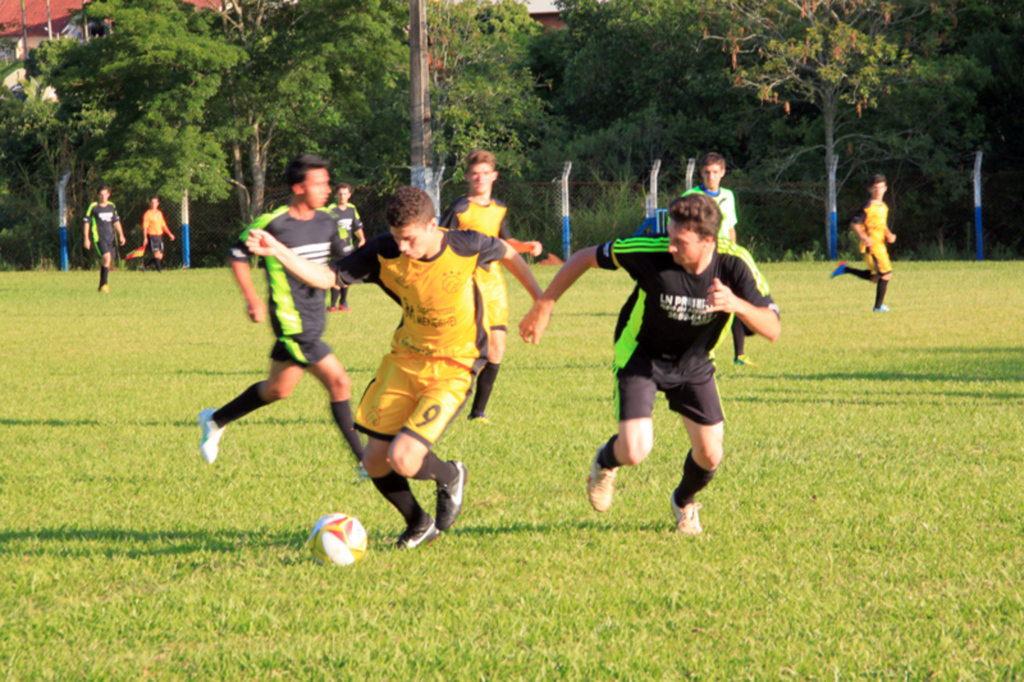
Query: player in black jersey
[[197, 155, 364, 471], [520, 193, 781, 535], [325, 183, 366, 312], [82, 186, 126, 293]]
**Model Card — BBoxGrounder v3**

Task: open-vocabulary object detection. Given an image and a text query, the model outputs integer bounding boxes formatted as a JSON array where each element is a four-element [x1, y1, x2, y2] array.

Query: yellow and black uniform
[[84, 202, 120, 256], [852, 200, 892, 275], [335, 229, 506, 446], [596, 236, 777, 424], [440, 196, 511, 331]]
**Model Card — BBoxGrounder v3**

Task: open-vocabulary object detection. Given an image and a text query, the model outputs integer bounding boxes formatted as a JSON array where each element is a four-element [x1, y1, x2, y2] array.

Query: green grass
[[2, 262, 1023, 679]]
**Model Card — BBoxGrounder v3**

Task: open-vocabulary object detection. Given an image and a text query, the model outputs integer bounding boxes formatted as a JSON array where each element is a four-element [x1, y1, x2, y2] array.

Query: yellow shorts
[[355, 352, 475, 446], [477, 267, 509, 330], [861, 243, 892, 276]]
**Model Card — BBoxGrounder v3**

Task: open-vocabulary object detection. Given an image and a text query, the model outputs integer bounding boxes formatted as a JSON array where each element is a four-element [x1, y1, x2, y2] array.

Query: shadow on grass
[[0, 418, 102, 427]]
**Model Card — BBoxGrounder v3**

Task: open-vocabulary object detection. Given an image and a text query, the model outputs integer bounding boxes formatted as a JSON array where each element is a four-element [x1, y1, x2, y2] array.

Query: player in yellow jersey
[[246, 186, 542, 549], [830, 175, 896, 312], [440, 150, 543, 422]]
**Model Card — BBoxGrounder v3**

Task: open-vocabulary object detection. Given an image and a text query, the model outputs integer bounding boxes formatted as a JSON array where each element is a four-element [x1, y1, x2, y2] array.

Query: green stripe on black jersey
[[717, 239, 770, 296]]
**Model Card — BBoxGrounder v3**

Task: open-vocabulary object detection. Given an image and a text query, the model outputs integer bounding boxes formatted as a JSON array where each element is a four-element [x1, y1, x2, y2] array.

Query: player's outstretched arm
[[706, 277, 780, 342], [500, 242, 543, 302], [519, 246, 599, 345], [246, 228, 336, 290], [507, 238, 543, 257]]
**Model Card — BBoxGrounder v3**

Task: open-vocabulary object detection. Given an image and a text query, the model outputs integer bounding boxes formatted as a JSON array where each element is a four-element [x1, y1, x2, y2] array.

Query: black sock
[[100, 266, 109, 287], [339, 286, 348, 307], [330, 288, 340, 308], [212, 382, 268, 427], [673, 450, 716, 508], [470, 362, 500, 417], [411, 450, 458, 484], [330, 400, 364, 463], [155, 258, 163, 272], [597, 435, 619, 469], [874, 279, 889, 308], [732, 317, 745, 357], [844, 266, 873, 281], [372, 472, 429, 528]]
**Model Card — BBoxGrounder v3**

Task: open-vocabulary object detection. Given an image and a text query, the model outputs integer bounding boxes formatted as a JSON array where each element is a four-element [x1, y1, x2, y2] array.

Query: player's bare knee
[[489, 333, 506, 363], [386, 438, 426, 478], [261, 383, 291, 402], [327, 372, 352, 401], [692, 445, 723, 471], [619, 435, 653, 466], [881, 273, 892, 281]]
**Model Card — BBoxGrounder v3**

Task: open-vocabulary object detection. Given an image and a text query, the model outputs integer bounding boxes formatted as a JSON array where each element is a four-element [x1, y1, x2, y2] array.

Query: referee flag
[[124, 244, 146, 260]]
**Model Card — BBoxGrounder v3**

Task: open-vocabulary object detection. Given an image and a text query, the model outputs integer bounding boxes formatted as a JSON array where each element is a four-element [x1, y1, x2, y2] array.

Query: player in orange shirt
[[141, 197, 176, 272]]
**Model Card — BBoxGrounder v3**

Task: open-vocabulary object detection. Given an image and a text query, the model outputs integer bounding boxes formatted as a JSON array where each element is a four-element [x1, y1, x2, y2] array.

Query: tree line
[[1, 0, 1022, 263]]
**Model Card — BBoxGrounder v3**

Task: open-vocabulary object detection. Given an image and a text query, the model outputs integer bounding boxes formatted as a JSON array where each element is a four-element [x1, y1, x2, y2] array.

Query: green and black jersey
[[325, 203, 364, 256], [84, 202, 120, 244], [596, 236, 777, 378], [228, 207, 345, 341]]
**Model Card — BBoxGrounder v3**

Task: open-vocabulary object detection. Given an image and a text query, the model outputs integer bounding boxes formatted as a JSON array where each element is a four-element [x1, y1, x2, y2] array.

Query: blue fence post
[[560, 162, 573, 260], [973, 151, 983, 261], [181, 189, 191, 269], [58, 171, 71, 271], [827, 155, 839, 260]]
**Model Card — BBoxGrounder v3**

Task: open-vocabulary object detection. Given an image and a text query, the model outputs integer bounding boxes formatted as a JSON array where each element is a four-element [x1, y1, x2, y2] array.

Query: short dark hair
[[385, 186, 436, 229], [869, 174, 887, 187], [667, 193, 721, 240], [336, 182, 353, 192], [98, 185, 111, 193], [150, 196, 160, 203], [466, 149, 497, 170], [699, 153, 726, 172], [285, 154, 329, 187]]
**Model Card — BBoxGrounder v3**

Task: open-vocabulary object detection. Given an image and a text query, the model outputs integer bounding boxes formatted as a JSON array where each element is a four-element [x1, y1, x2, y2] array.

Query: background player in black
[[197, 155, 364, 471], [326, 183, 366, 312], [520, 193, 781, 535], [82, 186, 126, 293]]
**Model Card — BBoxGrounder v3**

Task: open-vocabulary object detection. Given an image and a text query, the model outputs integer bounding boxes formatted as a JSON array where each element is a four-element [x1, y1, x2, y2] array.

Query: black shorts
[[270, 334, 333, 367], [148, 236, 164, 253], [96, 234, 115, 256], [615, 351, 724, 425]]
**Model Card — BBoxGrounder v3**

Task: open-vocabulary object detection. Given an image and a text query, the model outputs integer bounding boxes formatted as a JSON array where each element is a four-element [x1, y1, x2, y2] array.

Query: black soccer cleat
[[435, 461, 467, 531], [396, 518, 439, 550]]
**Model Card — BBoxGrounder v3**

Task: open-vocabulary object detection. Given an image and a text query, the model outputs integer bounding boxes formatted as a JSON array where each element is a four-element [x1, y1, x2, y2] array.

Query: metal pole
[[685, 158, 696, 192], [646, 159, 661, 220], [181, 189, 191, 269], [58, 171, 71, 271], [973, 151, 983, 261], [561, 162, 572, 260], [20, 0, 28, 59], [827, 155, 839, 260], [429, 163, 445, 220], [47, 0, 53, 39], [409, 0, 432, 189]]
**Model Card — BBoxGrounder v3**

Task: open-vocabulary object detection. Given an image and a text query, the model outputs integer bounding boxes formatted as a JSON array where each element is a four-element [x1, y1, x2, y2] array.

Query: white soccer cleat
[[198, 408, 224, 464], [587, 448, 617, 513], [671, 492, 703, 535]]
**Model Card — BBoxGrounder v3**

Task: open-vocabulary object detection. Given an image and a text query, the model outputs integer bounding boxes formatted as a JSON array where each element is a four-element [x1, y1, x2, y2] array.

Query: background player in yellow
[[440, 150, 543, 422], [830, 174, 896, 312], [682, 153, 756, 366], [141, 197, 176, 272], [247, 186, 542, 549]]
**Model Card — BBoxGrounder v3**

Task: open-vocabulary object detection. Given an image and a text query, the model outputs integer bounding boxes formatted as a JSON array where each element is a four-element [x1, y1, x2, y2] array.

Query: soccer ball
[[306, 513, 368, 566]]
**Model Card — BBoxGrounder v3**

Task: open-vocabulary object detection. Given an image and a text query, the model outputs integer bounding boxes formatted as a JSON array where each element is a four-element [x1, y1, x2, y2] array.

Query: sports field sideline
[[1, 261, 1022, 678]]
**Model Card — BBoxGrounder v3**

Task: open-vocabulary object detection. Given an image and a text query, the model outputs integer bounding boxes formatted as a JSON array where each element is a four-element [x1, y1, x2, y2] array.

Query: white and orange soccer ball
[[306, 513, 368, 566]]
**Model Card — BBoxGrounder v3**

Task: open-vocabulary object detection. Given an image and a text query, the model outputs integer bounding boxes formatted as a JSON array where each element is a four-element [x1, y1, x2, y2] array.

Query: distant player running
[[830, 174, 896, 312], [197, 155, 364, 470], [682, 152, 756, 366], [141, 197, 176, 272], [520, 193, 780, 535], [325, 183, 366, 312], [247, 186, 542, 549], [83, 186, 126, 293], [440, 150, 542, 422]]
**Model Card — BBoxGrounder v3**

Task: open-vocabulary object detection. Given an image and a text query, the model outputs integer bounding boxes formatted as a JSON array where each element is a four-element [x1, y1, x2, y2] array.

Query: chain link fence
[[1, 170, 1020, 270]]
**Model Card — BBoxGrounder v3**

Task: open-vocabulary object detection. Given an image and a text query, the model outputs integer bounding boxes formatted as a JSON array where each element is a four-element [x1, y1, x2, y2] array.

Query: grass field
[[2, 261, 1023, 679]]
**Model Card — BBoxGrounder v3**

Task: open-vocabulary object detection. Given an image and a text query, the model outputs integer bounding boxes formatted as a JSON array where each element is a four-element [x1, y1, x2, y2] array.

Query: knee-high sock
[[330, 400, 364, 463], [732, 317, 745, 357], [212, 382, 268, 427], [155, 258, 163, 272], [330, 288, 340, 308], [596, 435, 619, 469], [874, 278, 889, 308], [338, 286, 348, 307], [843, 266, 874, 281], [673, 450, 716, 508], [100, 266, 109, 287], [470, 362, 500, 416], [411, 450, 457, 484], [372, 472, 429, 528]]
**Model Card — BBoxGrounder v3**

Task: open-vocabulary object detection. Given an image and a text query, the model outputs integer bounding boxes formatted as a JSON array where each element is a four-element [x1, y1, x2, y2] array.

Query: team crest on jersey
[[441, 269, 463, 294], [366, 404, 383, 427]]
